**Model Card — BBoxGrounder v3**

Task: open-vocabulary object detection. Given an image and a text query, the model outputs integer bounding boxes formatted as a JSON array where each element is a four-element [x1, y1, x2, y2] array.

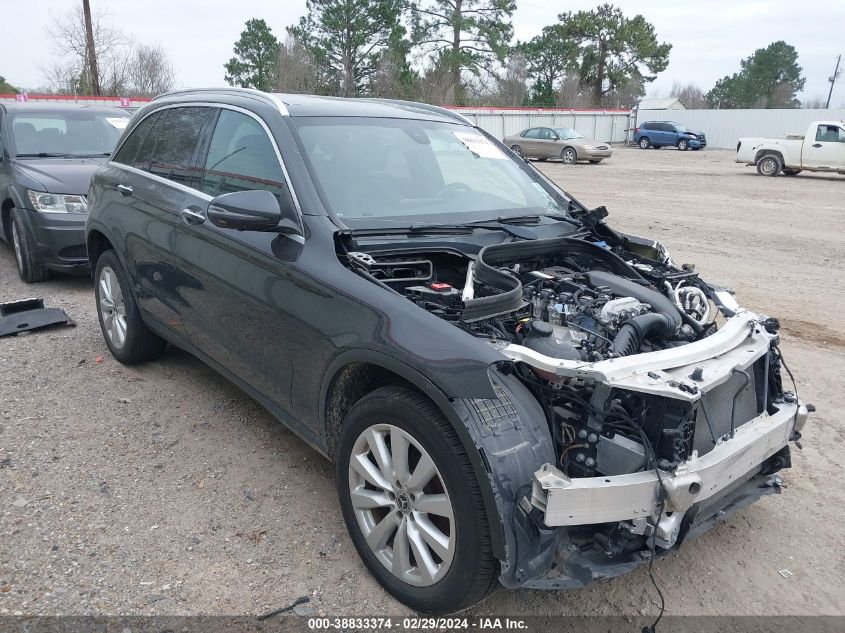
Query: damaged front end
[[339, 227, 810, 589]]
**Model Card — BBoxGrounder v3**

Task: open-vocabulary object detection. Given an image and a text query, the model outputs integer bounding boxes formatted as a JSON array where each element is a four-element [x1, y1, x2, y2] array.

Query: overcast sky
[[2, 0, 843, 106]]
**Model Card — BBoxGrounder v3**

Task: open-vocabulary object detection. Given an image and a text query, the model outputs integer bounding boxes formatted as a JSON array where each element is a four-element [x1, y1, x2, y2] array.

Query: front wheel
[[561, 147, 577, 164], [757, 154, 782, 177], [336, 386, 498, 613], [678, 139, 689, 151], [10, 209, 49, 283], [94, 249, 167, 364]]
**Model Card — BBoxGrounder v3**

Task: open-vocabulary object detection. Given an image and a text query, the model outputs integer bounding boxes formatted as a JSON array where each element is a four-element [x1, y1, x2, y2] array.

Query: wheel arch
[[562, 145, 578, 160], [86, 228, 114, 272], [319, 349, 511, 560], [1, 196, 13, 242], [754, 148, 784, 166]]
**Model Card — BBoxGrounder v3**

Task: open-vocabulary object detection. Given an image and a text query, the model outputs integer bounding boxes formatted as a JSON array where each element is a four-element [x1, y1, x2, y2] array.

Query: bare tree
[[669, 81, 708, 108], [274, 36, 327, 94], [416, 57, 455, 105], [128, 43, 176, 97], [493, 52, 528, 106], [557, 73, 592, 109], [802, 95, 828, 109]]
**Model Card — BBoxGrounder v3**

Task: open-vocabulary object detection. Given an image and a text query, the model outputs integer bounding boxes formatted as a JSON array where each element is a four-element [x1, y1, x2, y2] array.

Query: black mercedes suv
[[0, 103, 130, 281], [85, 88, 808, 614]]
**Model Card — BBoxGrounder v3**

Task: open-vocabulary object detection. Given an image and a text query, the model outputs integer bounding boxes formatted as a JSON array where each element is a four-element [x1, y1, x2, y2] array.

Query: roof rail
[[361, 98, 473, 125], [153, 87, 289, 116]]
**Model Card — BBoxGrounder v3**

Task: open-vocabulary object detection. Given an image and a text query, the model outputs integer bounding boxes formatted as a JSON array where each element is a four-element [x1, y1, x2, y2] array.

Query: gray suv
[[0, 103, 129, 281], [85, 88, 808, 614]]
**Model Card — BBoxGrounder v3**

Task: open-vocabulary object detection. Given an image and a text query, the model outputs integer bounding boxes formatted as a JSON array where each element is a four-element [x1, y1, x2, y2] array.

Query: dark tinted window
[[640, 123, 652, 130], [148, 107, 213, 187], [522, 128, 540, 139], [200, 109, 286, 198], [539, 128, 555, 140], [134, 112, 165, 171], [660, 123, 676, 133], [112, 112, 158, 165]]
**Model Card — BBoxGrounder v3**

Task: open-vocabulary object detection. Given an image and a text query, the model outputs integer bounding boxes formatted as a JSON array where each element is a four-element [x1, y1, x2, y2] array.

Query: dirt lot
[[1, 147, 843, 618]]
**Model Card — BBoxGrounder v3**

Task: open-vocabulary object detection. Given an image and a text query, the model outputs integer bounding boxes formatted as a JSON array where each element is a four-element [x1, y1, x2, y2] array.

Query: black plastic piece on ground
[[0, 298, 74, 337]]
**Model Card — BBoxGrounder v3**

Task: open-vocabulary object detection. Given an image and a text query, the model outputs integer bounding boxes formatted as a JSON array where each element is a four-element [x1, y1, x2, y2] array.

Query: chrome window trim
[[109, 101, 304, 222], [153, 87, 290, 117]]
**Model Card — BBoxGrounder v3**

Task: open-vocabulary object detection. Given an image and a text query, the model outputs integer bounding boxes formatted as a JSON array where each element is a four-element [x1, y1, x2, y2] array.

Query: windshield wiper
[[15, 152, 76, 158], [410, 220, 538, 240]]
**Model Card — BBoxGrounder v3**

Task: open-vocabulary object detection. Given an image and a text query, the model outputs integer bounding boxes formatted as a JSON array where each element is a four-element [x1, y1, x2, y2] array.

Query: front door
[[803, 124, 845, 169], [171, 107, 303, 417]]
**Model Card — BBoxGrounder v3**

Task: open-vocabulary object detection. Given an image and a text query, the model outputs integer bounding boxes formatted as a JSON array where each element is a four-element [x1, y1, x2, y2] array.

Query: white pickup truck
[[736, 120, 845, 176]]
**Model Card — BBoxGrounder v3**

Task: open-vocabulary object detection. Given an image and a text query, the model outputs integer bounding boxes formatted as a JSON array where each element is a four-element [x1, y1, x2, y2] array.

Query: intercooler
[[692, 355, 768, 456]]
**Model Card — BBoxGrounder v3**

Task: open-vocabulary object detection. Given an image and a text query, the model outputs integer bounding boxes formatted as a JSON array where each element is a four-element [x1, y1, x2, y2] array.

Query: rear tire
[[589, 159, 603, 164], [94, 249, 167, 364], [638, 137, 651, 149], [757, 154, 782, 177], [783, 169, 801, 176], [510, 144, 525, 160], [335, 386, 499, 614], [10, 208, 49, 283]]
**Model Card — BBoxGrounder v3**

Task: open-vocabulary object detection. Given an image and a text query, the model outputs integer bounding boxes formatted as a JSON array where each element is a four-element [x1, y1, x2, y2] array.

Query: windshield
[[11, 111, 129, 157], [292, 117, 565, 225], [554, 128, 584, 140]]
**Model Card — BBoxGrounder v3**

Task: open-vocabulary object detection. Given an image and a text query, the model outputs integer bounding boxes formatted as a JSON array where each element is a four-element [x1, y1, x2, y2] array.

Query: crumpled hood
[[14, 157, 108, 195]]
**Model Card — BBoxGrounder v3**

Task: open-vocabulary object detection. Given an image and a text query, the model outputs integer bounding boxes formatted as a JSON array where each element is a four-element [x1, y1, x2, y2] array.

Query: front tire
[[561, 147, 577, 164], [757, 154, 782, 177], [94, 249, 166, 364], [336, 386, 498, 614], [10, 208, 49, 283], [678, 138, 689, 151]]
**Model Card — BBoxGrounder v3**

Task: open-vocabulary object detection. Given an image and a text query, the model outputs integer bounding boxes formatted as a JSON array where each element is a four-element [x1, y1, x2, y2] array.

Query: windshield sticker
[[106, 117, 129, 130], [451, 131, 507, 160]]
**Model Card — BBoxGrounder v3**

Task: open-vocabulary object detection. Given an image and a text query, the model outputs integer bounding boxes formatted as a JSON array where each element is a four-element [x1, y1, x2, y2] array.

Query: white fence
[[636, 108, 845, 149], [446, 107, 633, 145]]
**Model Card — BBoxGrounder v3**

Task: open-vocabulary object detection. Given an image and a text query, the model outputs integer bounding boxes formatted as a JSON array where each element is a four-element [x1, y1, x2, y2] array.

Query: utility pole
[[826, 54, 841, 109], [82, 0, 101, 96]]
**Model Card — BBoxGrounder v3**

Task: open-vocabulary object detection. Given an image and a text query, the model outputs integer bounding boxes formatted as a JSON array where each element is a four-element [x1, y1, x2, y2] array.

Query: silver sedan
[[503, 127, 612, 164]]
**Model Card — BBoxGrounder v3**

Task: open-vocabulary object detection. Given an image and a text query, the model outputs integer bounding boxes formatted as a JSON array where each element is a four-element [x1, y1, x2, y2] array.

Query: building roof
[[637, 98, 687, 110], [0, 102, 129, 115]]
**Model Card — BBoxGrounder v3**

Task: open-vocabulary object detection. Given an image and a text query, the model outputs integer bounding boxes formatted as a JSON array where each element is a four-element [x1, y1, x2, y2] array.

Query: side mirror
[[207, 189, 302, 236]]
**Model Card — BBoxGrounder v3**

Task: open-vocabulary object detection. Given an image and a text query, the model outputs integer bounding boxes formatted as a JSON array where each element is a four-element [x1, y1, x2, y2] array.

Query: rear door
[[108, 106, 214, 332], [171, 107, 302, 413], [520, 128, 541, 156], [803, 124, 845, 169]]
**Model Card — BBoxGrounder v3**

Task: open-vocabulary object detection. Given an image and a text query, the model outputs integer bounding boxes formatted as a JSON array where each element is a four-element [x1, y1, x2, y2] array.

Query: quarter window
[[199, 109, 286, 199], [148, 107, 213, 187]]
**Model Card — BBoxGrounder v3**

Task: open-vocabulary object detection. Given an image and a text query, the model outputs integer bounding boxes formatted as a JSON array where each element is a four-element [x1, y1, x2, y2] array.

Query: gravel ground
[[1, 147, 843, 618]]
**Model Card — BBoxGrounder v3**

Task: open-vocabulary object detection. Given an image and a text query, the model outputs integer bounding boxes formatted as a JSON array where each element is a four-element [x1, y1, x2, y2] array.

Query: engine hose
[[611, 313, 674, 357]]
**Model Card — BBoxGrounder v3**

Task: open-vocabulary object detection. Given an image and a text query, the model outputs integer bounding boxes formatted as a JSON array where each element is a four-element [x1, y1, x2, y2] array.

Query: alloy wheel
[[639, 138, 650, 149], [510, 145, 523, 158], [679, 139, 688, 150], [11, 222, 24, 272], [562, 148, 577, 164], [98, 266, 128, 348], [348, 423, 455, 587]]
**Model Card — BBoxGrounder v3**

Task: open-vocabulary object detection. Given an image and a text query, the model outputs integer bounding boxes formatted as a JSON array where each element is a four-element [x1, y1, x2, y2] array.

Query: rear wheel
[[638, 137, 651, 149], [561, 147, 577, 164], [757, 154, 782, 177], [336, 386, 498, 614], [783, 169, 802, 176], [10, 208, 49, 283], [510, 144, 524, 159], [589, 159, 603, 164], [94, 249, 167, 364]]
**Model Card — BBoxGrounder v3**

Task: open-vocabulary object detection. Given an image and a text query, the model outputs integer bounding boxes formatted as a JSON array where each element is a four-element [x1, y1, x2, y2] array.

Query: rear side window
[[112, 112, 159, 166], [199, 109, 286, 199], [522, 128, 540, 139], [148, 107, 213, 187], [640, 123, 652, 130]]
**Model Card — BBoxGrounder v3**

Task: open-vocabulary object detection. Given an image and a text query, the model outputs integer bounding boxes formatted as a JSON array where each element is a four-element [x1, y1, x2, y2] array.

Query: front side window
[[199, 109, 287, 199], [10, 111, 129, 157], [554, 128, 584, 140], [148, 107, 213, 187], [816, 125, 845, 143], [293, 117, 565, 224], [539, 128, 556, 140], [112, 111, 160, 166]]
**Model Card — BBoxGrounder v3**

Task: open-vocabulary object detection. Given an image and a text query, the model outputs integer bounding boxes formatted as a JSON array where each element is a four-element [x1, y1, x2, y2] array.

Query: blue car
[[634, 121, 707, 150]]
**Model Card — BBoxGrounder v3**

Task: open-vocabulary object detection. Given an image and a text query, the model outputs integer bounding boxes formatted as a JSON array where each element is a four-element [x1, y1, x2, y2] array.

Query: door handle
[[812, 143, 823, 148], [180, 207, 206, 225], [117, 184, 133, 196]]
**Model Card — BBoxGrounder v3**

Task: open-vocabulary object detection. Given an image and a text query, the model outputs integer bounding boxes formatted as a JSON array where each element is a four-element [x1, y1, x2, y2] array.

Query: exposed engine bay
[[343, 235, 796, 498]]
